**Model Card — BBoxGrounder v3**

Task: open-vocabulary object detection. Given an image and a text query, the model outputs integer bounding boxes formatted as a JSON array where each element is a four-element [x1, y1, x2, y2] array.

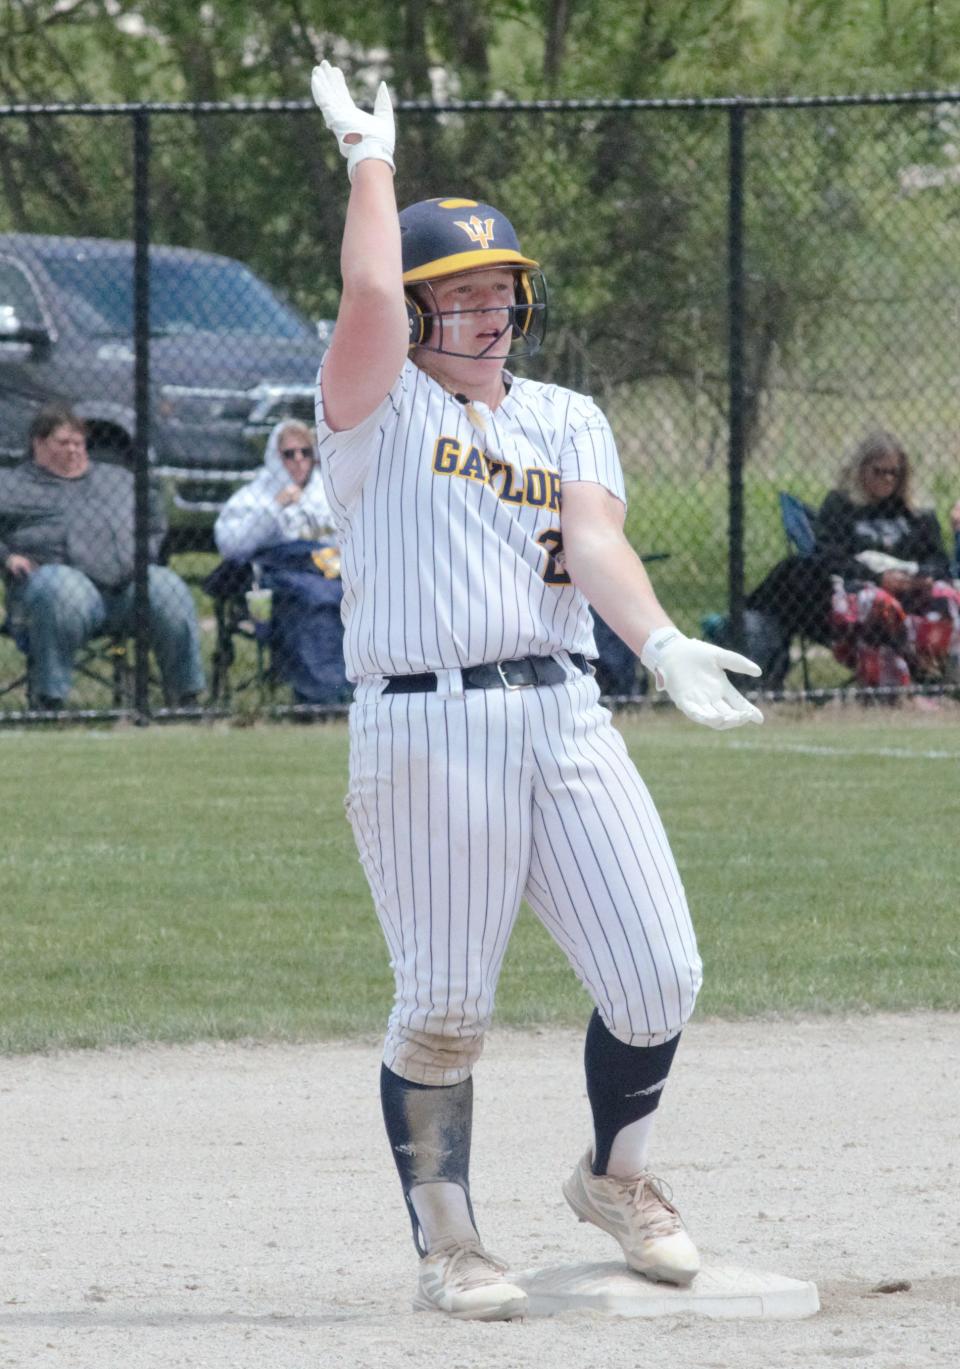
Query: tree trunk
[[543, 0, 573, 92], [443, 0, 491, 98], [395, 0, 432, 99]]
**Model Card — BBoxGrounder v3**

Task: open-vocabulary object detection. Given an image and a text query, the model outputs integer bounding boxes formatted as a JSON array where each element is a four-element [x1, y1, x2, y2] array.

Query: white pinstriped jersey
[[315, 359, 625, 681]]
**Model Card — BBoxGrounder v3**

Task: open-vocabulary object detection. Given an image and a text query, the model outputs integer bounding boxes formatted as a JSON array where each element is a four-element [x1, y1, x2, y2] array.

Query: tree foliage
[[5, 0, 960, 108], [2, 1, 958, 457]]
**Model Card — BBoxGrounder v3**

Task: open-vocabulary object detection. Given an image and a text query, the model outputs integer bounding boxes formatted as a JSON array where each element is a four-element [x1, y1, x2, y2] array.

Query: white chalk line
[[727, 739, 957, 761]]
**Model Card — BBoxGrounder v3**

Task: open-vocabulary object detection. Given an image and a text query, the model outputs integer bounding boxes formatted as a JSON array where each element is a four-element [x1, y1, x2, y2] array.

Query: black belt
[[382, 653, 591, 695]]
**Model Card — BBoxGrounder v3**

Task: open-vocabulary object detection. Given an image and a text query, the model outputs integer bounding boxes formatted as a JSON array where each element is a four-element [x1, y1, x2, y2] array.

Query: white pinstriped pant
[[346, 665, 702, 1085]]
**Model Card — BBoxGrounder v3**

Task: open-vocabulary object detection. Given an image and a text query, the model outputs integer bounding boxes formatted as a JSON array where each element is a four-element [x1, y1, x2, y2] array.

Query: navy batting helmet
[[399, 197, 548, 358]]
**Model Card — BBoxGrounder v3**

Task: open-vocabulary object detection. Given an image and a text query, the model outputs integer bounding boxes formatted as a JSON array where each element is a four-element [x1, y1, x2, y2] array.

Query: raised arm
[[310, 61, 409, 432]]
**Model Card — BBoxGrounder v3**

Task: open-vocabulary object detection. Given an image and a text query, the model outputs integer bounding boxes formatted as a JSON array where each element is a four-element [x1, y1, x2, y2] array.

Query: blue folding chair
[[778, 491, 817, 559]]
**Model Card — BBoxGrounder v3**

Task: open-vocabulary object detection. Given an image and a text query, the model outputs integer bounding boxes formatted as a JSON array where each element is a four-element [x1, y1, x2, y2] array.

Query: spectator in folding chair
[[0, 403, 205, 709], [213, 419, 349, 705], [214, 419, 335, 562], [749, 432, 960, 689]]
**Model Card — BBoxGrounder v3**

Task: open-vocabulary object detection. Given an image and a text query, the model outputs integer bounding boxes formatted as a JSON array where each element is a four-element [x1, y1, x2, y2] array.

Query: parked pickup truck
[[0, 233, 331, 549]]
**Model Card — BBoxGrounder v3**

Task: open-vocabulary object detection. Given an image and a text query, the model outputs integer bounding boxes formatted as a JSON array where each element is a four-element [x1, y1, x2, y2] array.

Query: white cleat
[[563, 1149, 701, 1286], [413, 1238, 528, 1321]]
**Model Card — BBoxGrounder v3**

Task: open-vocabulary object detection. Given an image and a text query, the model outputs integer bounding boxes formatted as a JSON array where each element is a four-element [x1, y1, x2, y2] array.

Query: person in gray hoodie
[[0, 403, 205, 708]]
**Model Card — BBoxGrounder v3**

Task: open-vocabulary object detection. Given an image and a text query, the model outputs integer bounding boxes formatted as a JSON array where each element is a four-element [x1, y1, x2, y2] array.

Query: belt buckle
[[496, 659, 527, 690]]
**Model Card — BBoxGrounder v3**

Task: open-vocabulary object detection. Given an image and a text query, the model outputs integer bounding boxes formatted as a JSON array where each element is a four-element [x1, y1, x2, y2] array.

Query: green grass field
[[1, 709, 957, 1055]]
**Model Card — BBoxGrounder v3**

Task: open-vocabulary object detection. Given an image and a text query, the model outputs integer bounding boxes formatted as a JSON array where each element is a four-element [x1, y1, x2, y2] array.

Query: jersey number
[[537, 528, 571, 585]]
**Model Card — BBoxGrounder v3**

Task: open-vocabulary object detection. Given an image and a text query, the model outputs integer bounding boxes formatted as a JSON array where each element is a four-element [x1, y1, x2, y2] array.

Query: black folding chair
[[201, 559, 270, 705], [204, 542, 350, 708], [0, 614, 134, 710]]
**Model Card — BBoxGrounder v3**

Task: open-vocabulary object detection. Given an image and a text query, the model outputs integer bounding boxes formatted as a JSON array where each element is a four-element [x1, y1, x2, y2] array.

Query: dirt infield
[[2, 1013, 958, 1368]]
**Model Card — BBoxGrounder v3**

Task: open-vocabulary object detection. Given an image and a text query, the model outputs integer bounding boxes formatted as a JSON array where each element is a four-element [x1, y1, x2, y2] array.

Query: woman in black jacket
[[748, 432, 960, 687]]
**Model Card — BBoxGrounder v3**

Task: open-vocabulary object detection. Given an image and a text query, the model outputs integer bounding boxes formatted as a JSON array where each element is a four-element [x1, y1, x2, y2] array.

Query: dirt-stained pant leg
[[346, 680, 534, 1085]]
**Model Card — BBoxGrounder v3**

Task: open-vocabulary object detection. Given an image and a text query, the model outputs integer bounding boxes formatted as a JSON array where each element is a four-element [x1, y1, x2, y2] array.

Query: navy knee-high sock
[[584, 1009, 681, 1175], [380, 1064, 476, 1252]]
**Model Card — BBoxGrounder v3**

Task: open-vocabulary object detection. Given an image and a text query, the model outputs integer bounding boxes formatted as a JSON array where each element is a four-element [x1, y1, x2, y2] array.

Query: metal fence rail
[[2, 92, 960, 719]]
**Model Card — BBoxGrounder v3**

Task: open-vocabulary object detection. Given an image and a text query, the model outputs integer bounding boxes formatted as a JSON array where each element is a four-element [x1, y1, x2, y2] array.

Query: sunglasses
[[870, 466, 900, 478], [280, 445, 314, 460]]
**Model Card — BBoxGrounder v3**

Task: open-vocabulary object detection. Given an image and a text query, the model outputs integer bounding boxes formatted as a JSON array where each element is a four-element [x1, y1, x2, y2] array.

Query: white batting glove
[[310, 59, 395, 182], [641, 626, 764, 730]]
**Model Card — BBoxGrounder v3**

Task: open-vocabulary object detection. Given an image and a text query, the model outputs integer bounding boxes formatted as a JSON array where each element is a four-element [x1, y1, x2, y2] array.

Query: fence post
[[132, 107, 151, 720], [726, 103, 746, 653]]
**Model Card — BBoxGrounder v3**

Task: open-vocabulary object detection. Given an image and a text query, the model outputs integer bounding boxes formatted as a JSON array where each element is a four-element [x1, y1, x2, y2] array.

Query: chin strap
[[419, 369, 510, 436]]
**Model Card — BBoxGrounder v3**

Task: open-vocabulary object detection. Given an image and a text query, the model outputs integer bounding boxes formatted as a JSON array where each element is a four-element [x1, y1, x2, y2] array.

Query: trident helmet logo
[[454, 215, 496, 249]]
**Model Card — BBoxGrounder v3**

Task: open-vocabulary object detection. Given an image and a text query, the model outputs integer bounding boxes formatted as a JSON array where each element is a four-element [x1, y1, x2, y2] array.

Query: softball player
[[311, 60, 763, 1322]]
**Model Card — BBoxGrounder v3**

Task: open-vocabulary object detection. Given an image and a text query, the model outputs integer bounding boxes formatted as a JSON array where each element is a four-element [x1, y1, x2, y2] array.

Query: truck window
[[0, 258, 46, 329], [37, 253, 314, 339]]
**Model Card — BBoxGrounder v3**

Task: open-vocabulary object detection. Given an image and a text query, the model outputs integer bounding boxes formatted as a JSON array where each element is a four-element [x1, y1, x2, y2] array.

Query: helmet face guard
[[405, 267, 548, 359], [399, 197, 548, 359]]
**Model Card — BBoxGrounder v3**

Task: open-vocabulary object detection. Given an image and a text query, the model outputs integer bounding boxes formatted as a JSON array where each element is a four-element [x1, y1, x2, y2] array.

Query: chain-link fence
[[2, 93, 960, 720]]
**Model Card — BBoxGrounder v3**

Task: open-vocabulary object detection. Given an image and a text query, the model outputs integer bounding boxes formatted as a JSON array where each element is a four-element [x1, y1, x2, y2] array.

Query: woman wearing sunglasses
[[817, 432, 960, 688], [748, 431, 960, 689], [214, 419, 335, 562]]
